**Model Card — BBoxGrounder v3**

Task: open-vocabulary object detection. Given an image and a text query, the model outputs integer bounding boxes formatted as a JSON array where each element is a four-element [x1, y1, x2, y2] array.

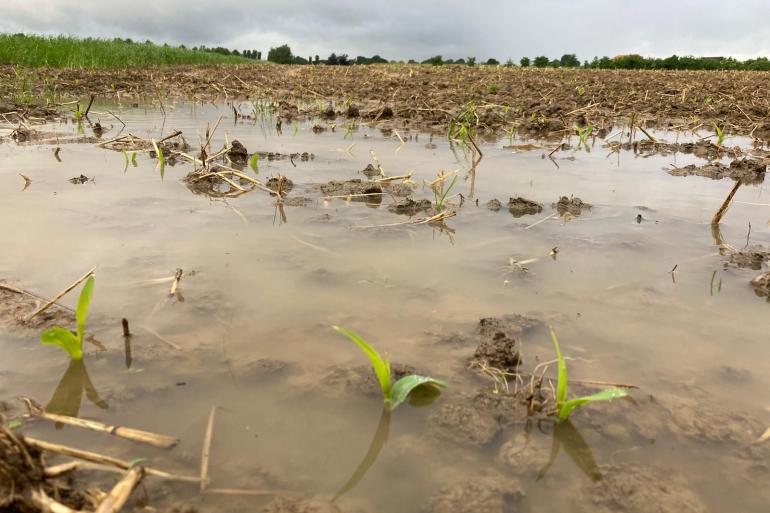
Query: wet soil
[[552, 196, 592, 216], [2, 100, 770, 513], [7, 66, 770, 138], [669, 157, 767, 184], [506, 197, 544, 217]]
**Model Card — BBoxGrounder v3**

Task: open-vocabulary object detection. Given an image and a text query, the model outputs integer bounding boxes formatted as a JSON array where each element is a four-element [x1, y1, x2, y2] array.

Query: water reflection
[[46, 360, 108, 425], [333, 385, 442, 501], [537, 420, 601, 482], [333, 407, 391, 502]]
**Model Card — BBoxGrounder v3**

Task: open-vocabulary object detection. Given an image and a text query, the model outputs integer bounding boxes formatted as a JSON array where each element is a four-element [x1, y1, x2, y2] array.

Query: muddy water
[[1, 101, 769, 513]]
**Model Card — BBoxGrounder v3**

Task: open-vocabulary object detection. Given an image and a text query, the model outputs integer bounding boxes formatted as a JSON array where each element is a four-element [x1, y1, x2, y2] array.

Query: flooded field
[[1, 100, 769, 513]]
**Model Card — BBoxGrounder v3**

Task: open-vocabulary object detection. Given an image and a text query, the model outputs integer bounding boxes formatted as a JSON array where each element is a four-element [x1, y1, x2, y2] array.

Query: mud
[[506, 197, 544, 217], [422, 476, 523, 513], [726, 246, 770, 270], [319, 179, 383, 199], [485, 199, 502, 211], [751, 272, 770, 300], [9, 66, 770, 138], [471, 332, 520, 372], [0, 427, 88, 513], [0, 286, 75, 332], [578, 464, 706, 513], [262, 496, 343, 513], [669, 158, 767, 184], [227, 139, 249, 163], [387, 198, 433, 216], [553, 196, 592, 216]]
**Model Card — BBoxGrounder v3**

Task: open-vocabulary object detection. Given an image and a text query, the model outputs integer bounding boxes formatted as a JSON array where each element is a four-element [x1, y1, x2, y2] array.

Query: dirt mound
[[751, 272, 770, 300], [726, 246, 770, 270], [553, 196, 592, 216], [507, 197, 543, 217], [388, 198, 433, 216], [472, 332, 520, 372], [319, 179, 382, 198], [669, 158, 766, 184], [227, 140, 249, 163]]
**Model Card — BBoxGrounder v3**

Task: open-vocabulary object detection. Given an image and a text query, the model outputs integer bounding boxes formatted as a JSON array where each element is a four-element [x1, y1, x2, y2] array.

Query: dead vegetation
[[6, 66, 770, 139]]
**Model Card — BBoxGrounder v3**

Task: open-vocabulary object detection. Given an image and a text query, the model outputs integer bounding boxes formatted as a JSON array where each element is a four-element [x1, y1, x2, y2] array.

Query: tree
[[520, 56, 530, 67], [559, 54, 580, 67], [533, 56, 549, 68], [486, 58, 500, 65], [267, 44, 293, 64], [314, 55, 319, 64], [504, 58, 514, 67], [466, 56, 476, 66], [422, 55, 444, 65]]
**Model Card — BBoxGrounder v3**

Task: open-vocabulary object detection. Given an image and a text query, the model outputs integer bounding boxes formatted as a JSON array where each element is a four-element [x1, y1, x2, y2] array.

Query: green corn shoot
[[550, 327, 628, 422], [333, 326, 446, 410], [40, 276, 95, 361], [432, 174, 458, 212], [713, 122, 725, 146], [151, 140, 165, 167], [249, 152, 260, 174], [131, 152, 137, 166]]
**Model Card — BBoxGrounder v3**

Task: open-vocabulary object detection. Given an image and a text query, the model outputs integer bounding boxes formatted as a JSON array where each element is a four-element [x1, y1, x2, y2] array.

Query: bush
[[466, 56, 476, 66], [520, 56, 530, 67], [485, 58, 500, 65], [422, 55, 444, 65], [533, 56, 549, 68]]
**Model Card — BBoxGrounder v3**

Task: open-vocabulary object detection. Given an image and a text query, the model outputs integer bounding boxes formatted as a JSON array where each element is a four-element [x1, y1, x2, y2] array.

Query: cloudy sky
[[2, 0, 769, 62]]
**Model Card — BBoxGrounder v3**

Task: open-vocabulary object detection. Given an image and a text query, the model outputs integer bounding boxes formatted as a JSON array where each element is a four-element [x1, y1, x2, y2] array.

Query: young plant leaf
[[7, 419, 23, 430], [249, 152, 260, 174], [41, 327, 83, 360], [557, 388, 629, 422], [390, 375, 447, 410], [76, 276, 95, 344], [333, 326, 391, 398], [550, 327, 567, 406]]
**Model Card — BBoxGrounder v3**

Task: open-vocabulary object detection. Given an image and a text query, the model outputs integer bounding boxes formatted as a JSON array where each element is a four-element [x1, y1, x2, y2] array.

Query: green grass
[[0, 34, 254, 68]]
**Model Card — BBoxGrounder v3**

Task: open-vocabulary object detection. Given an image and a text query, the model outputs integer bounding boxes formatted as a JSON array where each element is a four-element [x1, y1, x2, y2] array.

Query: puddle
[[1, 100, 770, 512]]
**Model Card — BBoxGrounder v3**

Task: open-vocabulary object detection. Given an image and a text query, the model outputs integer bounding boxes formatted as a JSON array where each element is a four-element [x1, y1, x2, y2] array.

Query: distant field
[[0, 34, 255, 68]]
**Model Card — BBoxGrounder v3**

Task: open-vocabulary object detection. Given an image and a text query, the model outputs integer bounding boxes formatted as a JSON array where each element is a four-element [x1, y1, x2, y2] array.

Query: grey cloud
[[1, 0, 769, 61]]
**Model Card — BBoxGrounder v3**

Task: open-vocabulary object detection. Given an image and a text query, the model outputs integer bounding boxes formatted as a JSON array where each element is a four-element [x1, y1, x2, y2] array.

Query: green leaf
[[333, 326, 391, 399], [557, 388, 629, 422], [390, 375, 447, 410], [41, 326, 82, 360], [7, 419, 22, 430], [550, 327, 567, 407], [249, 152, 260, 174], [76, 276, 95, 344]]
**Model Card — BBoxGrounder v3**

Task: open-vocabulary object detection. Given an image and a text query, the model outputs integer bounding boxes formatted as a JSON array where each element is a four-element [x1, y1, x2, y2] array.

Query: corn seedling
[[576, 86, 586, 97], [333, 326, 446, 410], [448, 101, 479, 149], [550, 327, 627, 422], [249, 152, 260, 174], [576, 124, 593, 151], [428, 170, 458, 212], [713, 122, 725, 146], [74, 102, 83, 120], [40, 276, 95, 361]]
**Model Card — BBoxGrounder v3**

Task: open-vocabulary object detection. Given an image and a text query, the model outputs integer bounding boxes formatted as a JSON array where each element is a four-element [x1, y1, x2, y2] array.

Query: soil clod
[[507, 197, 543, 217], [227, 140, 249, 163], [553, 196, 592, 216]]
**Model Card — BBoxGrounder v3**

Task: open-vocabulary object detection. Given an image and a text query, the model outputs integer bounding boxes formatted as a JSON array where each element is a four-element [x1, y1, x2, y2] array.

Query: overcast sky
[[2, 0, 769, 62]]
